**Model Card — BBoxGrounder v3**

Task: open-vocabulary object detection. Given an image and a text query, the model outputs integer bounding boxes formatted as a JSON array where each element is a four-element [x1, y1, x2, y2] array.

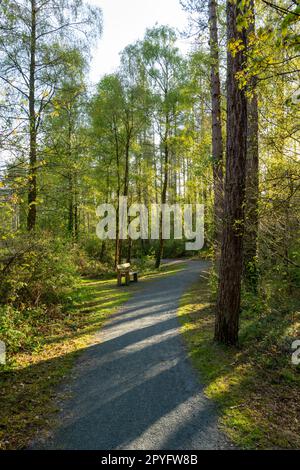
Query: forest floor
[[0, 261, 186, 450], [30, 259, 231, 450], [178, 268, 300, 449]]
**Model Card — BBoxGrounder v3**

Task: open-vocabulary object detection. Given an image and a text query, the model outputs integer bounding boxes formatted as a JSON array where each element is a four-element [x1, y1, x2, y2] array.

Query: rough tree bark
[[27, 0, 37, 231], [244, 0, 259, 289], [214, 0, 248, 346], [208, 0, 224, 258]]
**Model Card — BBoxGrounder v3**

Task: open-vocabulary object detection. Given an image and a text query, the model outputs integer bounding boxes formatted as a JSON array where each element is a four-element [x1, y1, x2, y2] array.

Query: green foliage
[[160, 239, 187, 258], [0, 305, 48, 354], [0, 234, 77, 307], [75, 244, 115, 278]]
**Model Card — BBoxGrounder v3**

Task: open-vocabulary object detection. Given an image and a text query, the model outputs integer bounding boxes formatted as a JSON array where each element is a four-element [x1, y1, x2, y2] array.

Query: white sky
[[87, 0, 190, 84]]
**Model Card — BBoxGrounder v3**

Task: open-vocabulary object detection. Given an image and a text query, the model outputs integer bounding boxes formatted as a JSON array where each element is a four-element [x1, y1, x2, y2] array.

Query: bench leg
[[133, 272, 138, 282], [125, 272, 130, 286]]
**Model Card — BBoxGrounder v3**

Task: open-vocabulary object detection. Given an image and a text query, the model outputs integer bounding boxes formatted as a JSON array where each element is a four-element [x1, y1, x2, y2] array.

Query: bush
[[0, 233, 77, 307], [0, 304, 49, 354], [74, 245, 114, 278], [80, 236, 115, 265]]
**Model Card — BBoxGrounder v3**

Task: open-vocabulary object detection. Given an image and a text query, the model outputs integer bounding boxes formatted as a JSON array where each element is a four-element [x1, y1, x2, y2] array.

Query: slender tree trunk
[[100, 240, 106, 261], [155, 114, 169, 269], [67, 175, 74, 236], [244, 0, 259, 290], [214, 0, 248, 346], [124, 138, 130, 198], [124, 137, 131, 263], [114, 124, 121, 268], [67, 114, 74, 238], [208, 0, 224, 259], [27, 0, 37, 231], [115, 187, 121, 266], [127, 237, 132, 263], [74, 176, 78, 241]]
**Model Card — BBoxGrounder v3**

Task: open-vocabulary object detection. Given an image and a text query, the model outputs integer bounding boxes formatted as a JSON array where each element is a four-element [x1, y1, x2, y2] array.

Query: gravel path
[[36, 260, 231, 450]]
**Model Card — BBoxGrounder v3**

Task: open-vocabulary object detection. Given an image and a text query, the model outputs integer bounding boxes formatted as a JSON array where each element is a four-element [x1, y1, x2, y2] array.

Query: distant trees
[[0, 0, 102, 230], [41, 50, 89, 241], [180, 0, 224, 259], [90, 71, 150, 265], [89, 26, 195, 267], [139, 26, 187, 268]]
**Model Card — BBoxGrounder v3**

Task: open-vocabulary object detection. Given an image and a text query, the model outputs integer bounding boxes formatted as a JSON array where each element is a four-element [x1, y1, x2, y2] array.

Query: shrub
[[0, 304, 48, 354], [0, 233, 77, 307]]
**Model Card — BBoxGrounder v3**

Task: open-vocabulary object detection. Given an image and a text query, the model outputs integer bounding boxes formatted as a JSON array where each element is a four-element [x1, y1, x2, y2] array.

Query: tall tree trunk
[[214, 0, 248, 346], [155, 114, 169, 269], [127, 237, 132, 263], [67, 115, 74, 238], [244, 0, 259, 290], [115, 195, 121, 267], [100, 240, 106, 261], [67, 174, 74, 236], [124, 137, 131, 263], [27, 0, 37, 231], [124, 138, 130, 198], [74, 175, 78, 241], [208, 0, 224, 258], [114, 124, 121, 268]]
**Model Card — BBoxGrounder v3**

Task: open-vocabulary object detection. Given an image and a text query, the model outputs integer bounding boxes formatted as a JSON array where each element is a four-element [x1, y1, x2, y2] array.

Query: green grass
[[0, 261, 186, 450], [178, 271, 300, 449]]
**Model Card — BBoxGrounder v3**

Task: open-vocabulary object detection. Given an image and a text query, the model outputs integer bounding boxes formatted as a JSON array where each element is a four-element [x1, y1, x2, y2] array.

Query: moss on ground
[[178, 270, 300, 449]]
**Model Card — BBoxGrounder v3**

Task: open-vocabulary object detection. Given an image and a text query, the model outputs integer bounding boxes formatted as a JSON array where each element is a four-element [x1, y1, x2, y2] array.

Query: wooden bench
[[117, 263, 138, 286]]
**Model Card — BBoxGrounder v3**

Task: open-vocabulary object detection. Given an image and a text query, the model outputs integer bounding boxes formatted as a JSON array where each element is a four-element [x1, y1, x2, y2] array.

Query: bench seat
[[117, 263, 138, 286]]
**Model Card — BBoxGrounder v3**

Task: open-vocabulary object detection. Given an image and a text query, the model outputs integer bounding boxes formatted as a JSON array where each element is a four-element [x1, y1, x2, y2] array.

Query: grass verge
[[0, 261, 185, 449], [178, 270, 300, 449]]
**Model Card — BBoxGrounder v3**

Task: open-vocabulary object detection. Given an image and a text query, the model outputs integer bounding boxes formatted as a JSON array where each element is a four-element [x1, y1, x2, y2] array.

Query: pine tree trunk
[[27, 0, 37, 231], [214, 0, 248, 346], [208, 0, 223, 258]]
